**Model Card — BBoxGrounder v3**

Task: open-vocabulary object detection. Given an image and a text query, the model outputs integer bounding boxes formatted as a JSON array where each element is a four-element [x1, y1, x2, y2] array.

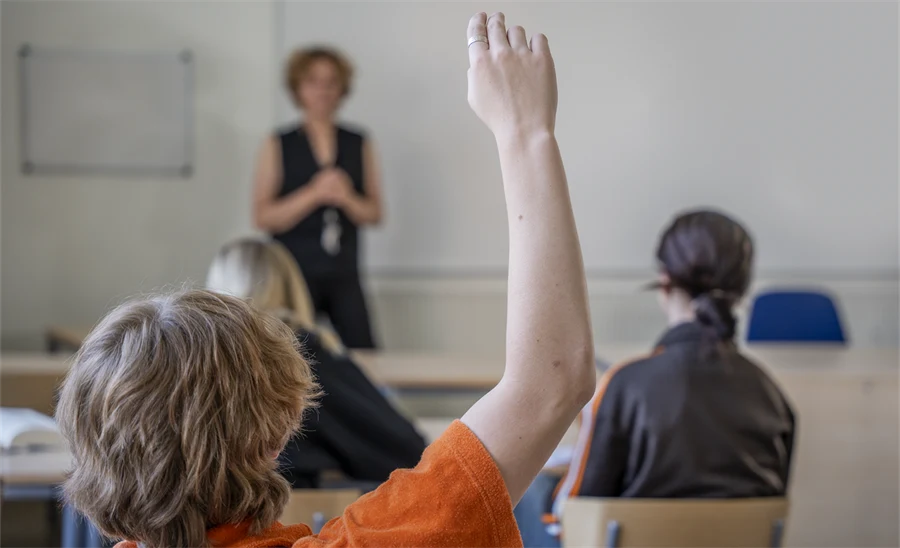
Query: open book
[[0, 407, 64, 451]]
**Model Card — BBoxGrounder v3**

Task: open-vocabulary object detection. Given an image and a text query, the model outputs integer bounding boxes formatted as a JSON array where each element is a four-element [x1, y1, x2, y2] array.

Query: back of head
[[206, 238, 343, 353], [656, 209, 754, 340], [55, 289, 319, 548], [206, 238, 315, 326]]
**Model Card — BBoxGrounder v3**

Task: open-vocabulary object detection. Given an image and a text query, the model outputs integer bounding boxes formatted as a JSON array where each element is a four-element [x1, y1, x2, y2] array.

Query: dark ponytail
[[693, 291, 738, 340], [655, 210, 754, 342]]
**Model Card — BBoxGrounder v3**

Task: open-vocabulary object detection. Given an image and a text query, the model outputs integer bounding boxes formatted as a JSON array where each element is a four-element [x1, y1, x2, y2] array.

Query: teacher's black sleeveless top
[[274, 125, 366, 277]]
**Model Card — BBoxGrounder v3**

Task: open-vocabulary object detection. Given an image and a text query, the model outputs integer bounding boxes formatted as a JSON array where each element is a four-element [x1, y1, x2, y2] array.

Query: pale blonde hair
[[206, 238, 344, 354], [55, 290, 319, 548]]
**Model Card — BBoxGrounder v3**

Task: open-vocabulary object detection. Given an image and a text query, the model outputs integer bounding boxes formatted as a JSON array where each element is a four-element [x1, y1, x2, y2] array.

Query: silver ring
[[467, 35, 488, 48]]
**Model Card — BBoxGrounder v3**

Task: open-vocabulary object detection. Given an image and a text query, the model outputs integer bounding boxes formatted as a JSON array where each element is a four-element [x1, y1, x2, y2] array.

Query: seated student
[[516, 209, 796, 548], [206, 237, 427, 488], [54, 13, 596, 548]]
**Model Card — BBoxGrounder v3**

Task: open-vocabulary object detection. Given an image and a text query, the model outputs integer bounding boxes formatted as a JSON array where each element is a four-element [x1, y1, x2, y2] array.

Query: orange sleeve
[[294, 421, 522, 548]]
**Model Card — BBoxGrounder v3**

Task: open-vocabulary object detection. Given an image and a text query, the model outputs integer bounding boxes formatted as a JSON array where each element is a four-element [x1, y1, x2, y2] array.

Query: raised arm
[[459, 12, 595, 504], [253, 135, 327, 234]]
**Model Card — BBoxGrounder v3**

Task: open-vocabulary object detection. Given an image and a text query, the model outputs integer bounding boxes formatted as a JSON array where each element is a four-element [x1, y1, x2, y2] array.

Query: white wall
[[367, 275, 900, 353], [1, 1, 897, 352], [280, 1, 898, 274], [1, 0, 277, 349]]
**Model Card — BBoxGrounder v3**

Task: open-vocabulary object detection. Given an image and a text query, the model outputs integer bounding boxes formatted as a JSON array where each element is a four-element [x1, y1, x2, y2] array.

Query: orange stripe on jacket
[[549, 347, 664, 519]]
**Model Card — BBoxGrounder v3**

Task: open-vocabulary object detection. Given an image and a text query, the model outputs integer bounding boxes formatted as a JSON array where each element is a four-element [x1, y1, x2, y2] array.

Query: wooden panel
[[0, 373, 63, 416], [563, 497, 788, 548]]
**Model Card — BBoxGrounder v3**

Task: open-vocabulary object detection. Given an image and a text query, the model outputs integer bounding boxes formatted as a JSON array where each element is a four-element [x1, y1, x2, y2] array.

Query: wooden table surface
[[0, 450, 71, 485], [5, 345, 897, 389], [353, 345, 898, 389]]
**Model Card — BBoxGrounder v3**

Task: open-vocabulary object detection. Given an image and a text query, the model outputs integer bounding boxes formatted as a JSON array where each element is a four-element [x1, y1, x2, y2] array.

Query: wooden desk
[[1, 354, 71, 416], [0, 451, 71, 485], [4, 345, 897, 391], [352, 346, 898, 390]]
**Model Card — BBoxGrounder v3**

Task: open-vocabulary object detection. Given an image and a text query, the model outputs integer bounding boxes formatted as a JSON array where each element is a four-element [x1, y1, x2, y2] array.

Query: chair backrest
[[279, 489, 361, 533], [747, 290, 846, 343], [562, 497, 789, 548]]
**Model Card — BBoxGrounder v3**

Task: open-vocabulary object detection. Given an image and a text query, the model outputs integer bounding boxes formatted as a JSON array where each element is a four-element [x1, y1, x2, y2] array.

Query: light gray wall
[[2, 2, 897, 351], [280, 1, 898, 274], [368, 276, 899, 353], [1, 0, 276, 349]]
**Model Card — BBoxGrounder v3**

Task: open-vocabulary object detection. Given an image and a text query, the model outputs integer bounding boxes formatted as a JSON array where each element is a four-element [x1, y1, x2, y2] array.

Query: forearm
[[255, 185, 321, 233], [499, 131, 594, 394], [461, 131, 595, 503], [340, 194, 383, 226]]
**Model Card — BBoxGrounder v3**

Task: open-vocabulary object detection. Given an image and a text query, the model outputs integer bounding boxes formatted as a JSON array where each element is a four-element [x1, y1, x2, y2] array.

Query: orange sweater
[[116, 421, 522, 548]]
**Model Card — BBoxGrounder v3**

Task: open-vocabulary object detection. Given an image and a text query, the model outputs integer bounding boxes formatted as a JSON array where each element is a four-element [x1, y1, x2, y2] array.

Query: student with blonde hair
[[206, 237, 343, 353], [207, 237, 426, 488], [56, 13, 593, 547]]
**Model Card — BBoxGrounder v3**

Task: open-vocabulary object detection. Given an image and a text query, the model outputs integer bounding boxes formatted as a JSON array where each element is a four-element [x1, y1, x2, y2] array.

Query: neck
[[666, 290, 696, 327], [304, 115, 333, 132]]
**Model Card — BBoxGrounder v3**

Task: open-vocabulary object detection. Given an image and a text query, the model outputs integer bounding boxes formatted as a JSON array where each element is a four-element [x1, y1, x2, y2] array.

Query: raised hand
[[459, 12, 594, 505], [466, 12, 558, 141]]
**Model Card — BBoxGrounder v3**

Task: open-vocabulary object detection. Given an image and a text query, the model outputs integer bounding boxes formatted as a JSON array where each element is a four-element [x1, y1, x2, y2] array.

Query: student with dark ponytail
[[516, 209, 796, 548], [652, 210, 754, 343]]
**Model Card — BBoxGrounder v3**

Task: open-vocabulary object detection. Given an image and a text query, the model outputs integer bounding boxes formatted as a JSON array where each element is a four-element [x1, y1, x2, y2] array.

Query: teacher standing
[[253, 47, 382, 348]]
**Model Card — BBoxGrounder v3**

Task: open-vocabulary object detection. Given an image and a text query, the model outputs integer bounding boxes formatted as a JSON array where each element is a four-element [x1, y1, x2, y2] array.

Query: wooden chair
[[562, 497, 789, 548], [279, 489, 361, 534]]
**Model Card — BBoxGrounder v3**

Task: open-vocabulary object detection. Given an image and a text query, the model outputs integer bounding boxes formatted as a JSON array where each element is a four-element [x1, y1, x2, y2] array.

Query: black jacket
[[553, 321, 795, 513], [278, 330, 427, 487]]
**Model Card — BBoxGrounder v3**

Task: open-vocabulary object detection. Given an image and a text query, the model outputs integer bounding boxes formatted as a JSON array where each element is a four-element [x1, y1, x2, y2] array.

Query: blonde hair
[[206, 238, 344, 354], [55, 290, 319, 548]]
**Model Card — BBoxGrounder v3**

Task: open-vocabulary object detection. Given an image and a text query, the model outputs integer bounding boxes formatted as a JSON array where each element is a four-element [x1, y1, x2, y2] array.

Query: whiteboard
[[279, 2, 898, 273], [19, 45, 193, 177]]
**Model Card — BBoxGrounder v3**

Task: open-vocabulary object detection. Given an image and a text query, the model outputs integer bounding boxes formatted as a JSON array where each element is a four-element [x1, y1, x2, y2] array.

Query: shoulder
[[337, 124, 368, 143], [600, 348, 671, 397], [274, 124, 301, 140], [734, 352, 795, 415]]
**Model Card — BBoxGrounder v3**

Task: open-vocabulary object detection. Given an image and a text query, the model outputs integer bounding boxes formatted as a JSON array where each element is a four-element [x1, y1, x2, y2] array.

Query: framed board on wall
[[18, 45, 194, 177]]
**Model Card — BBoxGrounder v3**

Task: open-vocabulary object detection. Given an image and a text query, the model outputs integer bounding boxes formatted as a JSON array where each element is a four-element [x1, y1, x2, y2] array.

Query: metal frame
[[605, 520, 621, 548], [18, 44, 194, 178], [770, 519, 785, 548]]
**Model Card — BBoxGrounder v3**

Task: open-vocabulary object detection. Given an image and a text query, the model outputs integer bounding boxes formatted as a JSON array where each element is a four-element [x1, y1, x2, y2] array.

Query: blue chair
[[747, 290, 847, 343]]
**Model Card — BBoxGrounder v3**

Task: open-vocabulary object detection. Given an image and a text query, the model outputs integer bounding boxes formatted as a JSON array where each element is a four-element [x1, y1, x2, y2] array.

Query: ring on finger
[[467, 35, 488, 48]]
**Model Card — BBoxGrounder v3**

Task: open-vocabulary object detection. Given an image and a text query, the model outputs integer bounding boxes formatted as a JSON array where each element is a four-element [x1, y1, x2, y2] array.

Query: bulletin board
[[18, 45, 194, 177]]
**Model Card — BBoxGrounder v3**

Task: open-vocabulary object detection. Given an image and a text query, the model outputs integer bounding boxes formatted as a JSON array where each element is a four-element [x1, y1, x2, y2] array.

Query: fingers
[[467, 12, 488, 65], [530, 33, 550, 56], [507, 25, 528, 51], [487, 12, 509, 50]]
